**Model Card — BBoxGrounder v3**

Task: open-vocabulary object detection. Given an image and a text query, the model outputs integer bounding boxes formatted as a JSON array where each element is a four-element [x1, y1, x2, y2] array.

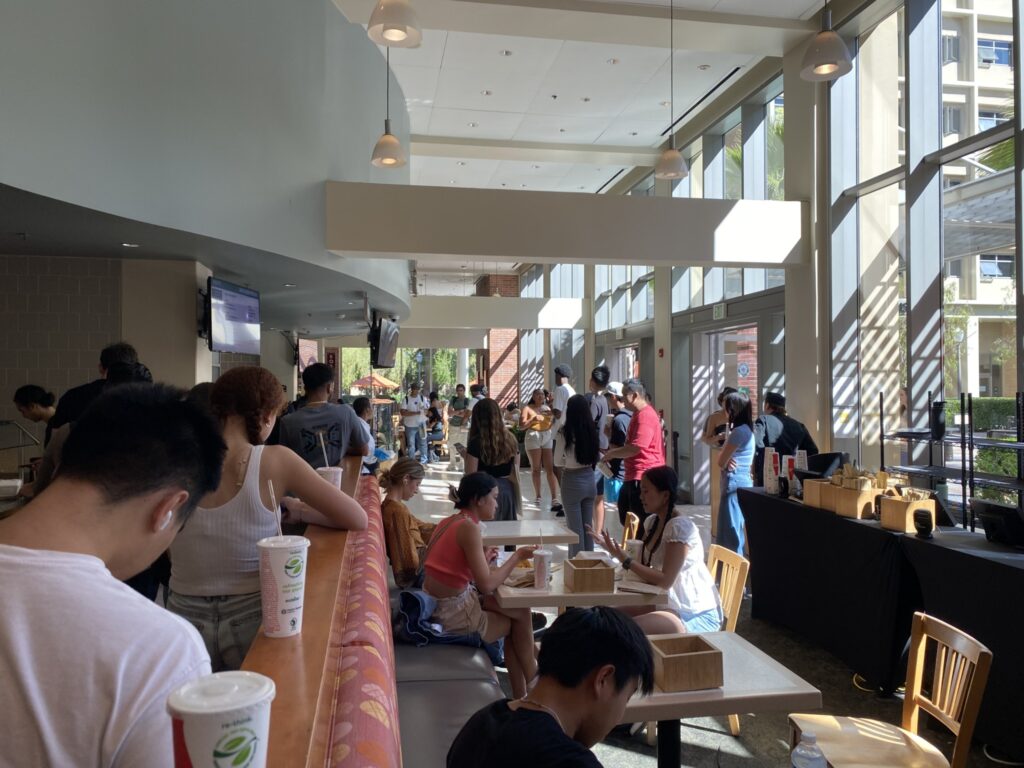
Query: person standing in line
[[584, 366, 610, 535], [603, 383, 630, 504], [450, 384, 471, 426], [550, 364, 575, 514], [400, 381, 430, 465], [464, 398, 520, 523], [556, 395, 600, 556], [701, 387, 737, 448], [717, 390, 756, 555], [277, 362, 368, 497], [520, 388, 557, 506], [753, 391, 819, 485], [50, 341, 138, 430], [602, 378, 664, 529], [352, 396, 379, 476]]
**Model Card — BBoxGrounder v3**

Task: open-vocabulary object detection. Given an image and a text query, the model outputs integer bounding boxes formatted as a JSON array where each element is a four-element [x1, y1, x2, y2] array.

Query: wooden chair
[[707, 544, 750, 736], [789, 612, 992, 768], [620, 511, 640, 547]]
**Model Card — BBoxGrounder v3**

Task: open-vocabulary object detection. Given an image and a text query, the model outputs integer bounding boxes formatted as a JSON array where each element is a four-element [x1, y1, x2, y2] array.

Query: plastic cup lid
[[168, 671, 276, 716], [257, 535, 310, 549], [533, 549, 551, 556]]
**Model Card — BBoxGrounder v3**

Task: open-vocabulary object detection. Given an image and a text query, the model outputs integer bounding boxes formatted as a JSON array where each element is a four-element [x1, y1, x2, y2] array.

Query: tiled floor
[[405, 460, 1001, 768]]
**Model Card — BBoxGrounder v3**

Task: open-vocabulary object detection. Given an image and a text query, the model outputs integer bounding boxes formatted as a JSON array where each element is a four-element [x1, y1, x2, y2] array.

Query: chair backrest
[[706, 544, 750, 633], [902, 612, 993, 768], [621, 512, 640, 547]]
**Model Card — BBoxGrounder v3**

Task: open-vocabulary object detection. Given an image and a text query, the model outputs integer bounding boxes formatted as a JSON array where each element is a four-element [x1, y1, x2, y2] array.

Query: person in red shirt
[[601, 378, 663, 528]]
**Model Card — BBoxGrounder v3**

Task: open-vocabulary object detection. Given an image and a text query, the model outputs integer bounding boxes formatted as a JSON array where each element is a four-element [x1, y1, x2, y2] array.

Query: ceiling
[[584, 0, 822, 17]]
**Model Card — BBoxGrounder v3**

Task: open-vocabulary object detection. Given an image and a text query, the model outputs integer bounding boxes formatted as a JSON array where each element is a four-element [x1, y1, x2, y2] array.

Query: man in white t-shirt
[[400, 382, 431, 465], [0, 383, 224, 767], [550, 364, 576, 513]]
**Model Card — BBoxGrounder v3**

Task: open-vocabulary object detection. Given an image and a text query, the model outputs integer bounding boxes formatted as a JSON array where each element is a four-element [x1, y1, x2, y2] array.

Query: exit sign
[[712, 302, 727, 321]]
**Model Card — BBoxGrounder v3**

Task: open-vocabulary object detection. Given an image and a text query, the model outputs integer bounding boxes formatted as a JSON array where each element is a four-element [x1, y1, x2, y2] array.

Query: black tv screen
[[370, 316, 399, 368], [208, 277, 261, 356]]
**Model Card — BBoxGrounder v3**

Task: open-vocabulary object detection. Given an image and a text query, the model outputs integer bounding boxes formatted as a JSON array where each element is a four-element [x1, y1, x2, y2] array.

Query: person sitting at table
[[168, 366, 367, 671], [447, 606, 655, 768], [593, 465, 722, 635], [380, 457, 435, 587], [465, 398, 520, 522], [422, 472, 537, 698]]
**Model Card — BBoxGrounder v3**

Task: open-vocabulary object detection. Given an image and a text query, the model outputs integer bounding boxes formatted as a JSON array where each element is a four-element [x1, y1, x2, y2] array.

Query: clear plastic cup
[[316, 467, 342, 489], [257, 535, 310, 638], [533, 549, 551, 589], [167, 671, 276, 768]]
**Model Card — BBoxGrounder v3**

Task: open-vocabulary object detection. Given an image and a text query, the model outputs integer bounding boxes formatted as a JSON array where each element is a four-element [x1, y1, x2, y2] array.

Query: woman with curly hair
[[464, 398, 520, 522], [168, 366, 366, 671]]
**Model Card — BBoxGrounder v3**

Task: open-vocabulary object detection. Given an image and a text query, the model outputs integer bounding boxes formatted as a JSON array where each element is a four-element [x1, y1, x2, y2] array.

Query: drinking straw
[[318, 432, 329, 469], [267, 479, 283, 536]]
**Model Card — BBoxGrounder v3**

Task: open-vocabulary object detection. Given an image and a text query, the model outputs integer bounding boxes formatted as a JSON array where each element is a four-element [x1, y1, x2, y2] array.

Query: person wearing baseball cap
[[753, 391, 818, 485]]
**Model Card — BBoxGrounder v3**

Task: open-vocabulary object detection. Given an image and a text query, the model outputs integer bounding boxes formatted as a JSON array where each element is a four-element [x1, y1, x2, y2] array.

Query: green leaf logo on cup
[[213, 728, 259, 767], [284, 556, 304, 578]]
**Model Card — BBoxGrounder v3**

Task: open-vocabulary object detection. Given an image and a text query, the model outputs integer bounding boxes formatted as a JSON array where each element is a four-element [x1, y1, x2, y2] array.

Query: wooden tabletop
[[495, 568, 668, 609], [479, 519, 578, 547], [621, 632, 822, 722], [241, 525, 349, 768]]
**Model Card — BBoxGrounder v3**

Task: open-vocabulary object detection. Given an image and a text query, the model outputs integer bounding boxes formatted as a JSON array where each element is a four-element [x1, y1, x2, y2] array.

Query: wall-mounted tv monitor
[[208, 277, 261, 356], [369, 315, 399, 368]]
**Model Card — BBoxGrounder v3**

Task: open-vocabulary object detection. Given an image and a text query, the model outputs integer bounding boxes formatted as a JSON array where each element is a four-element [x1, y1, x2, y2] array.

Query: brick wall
[[475, 274, 520, 406], [0, 255, 123, 463]]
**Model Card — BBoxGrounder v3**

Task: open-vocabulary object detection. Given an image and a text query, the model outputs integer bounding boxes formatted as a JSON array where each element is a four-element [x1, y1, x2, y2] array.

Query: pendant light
[[800, 0, 852, 82], [371, 48, 406, 169], [654, 0, 688, 181], [367, 0, 422, 48]]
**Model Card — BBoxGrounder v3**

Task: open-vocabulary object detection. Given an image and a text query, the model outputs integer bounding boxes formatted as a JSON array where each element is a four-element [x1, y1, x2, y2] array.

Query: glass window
[[671, 266, 691, 312], [611, 287, 627, 328], [629, 174, 655, 197], [724, 121, 743, 200], [743, 269, 766, 295], [611, 264, 629, 288], [551, 264, 583, 298], [978, 39, 1013, 67], [980, 254, 1014, 279], [703, 268, 724, 304], [978, 110, 1008, 132], [945, 21, 1013, 143], [767, 95, 785, 201], [858, 8, 905, 180], [725, 268, 743, 299], [766, 269, 786, 290]]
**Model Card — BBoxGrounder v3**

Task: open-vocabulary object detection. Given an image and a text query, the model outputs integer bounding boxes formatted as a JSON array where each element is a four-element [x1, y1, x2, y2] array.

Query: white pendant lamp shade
[[371, 119, 406, 168], [367, 0, 422, 48], [800, 7, 852, 81], [655, 147, 688, 180]]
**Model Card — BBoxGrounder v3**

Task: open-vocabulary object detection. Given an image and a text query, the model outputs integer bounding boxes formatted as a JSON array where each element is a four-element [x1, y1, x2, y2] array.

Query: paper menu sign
[[795, 450, 808, 471]]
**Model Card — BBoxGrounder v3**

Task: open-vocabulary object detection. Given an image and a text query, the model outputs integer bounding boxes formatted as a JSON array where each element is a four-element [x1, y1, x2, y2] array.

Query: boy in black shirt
[[447, 607, 654, 768]]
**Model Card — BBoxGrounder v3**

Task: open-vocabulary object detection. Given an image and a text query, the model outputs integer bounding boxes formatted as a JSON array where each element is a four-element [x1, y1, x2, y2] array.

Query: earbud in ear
[[158, 509, 175, 531]]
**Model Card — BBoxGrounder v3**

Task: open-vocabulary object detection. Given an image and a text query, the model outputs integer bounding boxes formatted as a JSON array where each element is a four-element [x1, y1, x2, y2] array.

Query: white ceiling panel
[[494, 160, 575, 178], [440, 32, 564, 74], [378, 30, 448, 69], [427, 108, 524, 140], [393, 65, 440, 107], [433, 67, 545, 114], [513, 114, 608, 144], [488, 174, 564, 192], [559, 164, 628, 191], [711, 0, 821, 19], [545, 41, 668, 90], [525, 79, 644, 119], [407, 105, 433, 134], [596, 119, 667, 146]]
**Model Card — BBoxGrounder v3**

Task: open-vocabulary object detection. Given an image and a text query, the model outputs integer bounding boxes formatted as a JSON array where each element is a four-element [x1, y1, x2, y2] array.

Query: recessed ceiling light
[[499, 49, 513, 56], [607, 58, 619, 65], [559, 128, 566, 133], [284, 283, 297, 288], [698, 64, 711, 71], [480, 89, 492, 96], [578, 186, 585, 190], [520, 184, 527, 188], [121, 242, 139, 248], [500, 183, 507, 187], [461, 265, 467, 269], [660, 100, 671, 107], [457, 161, 466, 166], [532, 164, 541, 169], [467, 121, 478, 127], [629, 131, 638, 136], [581, 97, 591, 103], [449, 179, 457, 184]]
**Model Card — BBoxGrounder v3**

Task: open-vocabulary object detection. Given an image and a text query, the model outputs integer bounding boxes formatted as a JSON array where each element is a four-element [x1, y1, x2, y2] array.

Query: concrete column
[[542, 265, 552, 389], [456, 347, 469, 388], [121, 259, 213, 388], [965, 316, 981, 396], [583, 263, 596, 376]]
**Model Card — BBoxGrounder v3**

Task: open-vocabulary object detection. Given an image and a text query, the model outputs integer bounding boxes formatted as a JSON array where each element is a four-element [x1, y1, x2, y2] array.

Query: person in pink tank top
[[423, 473, 538, 698]]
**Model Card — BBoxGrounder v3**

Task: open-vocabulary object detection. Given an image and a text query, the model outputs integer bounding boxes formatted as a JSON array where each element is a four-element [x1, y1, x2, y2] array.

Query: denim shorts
[[166, 590, 263, 672], [681, 606, 724, 634]]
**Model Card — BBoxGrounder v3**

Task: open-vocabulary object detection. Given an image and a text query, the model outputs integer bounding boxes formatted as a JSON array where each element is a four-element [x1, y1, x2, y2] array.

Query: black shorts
[[595, 472, 605, 496]]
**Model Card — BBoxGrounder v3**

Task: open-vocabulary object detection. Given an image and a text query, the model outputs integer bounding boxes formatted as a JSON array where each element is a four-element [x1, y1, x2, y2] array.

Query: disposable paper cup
[[168, 671, 275, 768], [257, 535, 310, 638], [533, 549, 552, 589], [316, 467, 342, 489]]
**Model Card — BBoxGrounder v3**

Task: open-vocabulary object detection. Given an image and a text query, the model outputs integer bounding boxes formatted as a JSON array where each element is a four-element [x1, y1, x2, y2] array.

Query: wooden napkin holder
[[564, 558, 615, 593], [651, 634, 724, 692]]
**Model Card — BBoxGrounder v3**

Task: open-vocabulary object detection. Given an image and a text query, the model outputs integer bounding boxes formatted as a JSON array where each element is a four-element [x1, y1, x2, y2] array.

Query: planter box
[[651, 635, 724, 692], [834, 487, 881, 519], [563, 558, 615, 593], [879, 496, 936, 533]]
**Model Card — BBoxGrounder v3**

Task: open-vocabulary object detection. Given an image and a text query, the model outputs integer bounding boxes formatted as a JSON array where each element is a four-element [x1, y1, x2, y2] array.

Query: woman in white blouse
[[593, 465, 722, 635]]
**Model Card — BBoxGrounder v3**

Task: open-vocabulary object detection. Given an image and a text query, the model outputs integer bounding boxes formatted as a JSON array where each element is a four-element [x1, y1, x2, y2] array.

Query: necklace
[[519, 697, 566, 735], [305, 399, 329, 407]]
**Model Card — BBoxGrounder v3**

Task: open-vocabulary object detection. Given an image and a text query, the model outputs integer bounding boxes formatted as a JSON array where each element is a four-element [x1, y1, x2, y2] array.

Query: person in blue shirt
[[717, 391, 755, 555]]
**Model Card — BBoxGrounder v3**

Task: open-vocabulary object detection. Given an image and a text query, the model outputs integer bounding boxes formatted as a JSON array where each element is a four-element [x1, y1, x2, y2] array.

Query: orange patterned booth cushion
[[327, 645, 402, 767]]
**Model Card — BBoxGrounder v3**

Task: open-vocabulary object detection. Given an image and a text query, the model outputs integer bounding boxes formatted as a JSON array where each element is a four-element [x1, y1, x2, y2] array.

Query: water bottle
[[791, 732, 827, 768]]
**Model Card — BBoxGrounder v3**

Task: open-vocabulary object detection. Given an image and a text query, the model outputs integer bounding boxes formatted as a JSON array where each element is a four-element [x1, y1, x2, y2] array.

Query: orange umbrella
[[351, 372, 400, 390]]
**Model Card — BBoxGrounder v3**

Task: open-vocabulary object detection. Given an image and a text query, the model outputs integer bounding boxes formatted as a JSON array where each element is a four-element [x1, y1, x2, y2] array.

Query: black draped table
[[739, 488, 919, 693], [901, 531, 1024, 758]]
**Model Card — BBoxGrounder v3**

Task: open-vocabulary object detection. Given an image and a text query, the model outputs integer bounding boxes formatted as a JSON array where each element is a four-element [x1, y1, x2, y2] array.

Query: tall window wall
[[520, 265, 545, 395], [832, 0, 1019, 485]]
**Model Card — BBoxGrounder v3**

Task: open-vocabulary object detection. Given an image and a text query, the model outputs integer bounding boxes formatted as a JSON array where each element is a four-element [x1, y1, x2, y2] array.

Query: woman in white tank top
[[168, 367, 367, 671]]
